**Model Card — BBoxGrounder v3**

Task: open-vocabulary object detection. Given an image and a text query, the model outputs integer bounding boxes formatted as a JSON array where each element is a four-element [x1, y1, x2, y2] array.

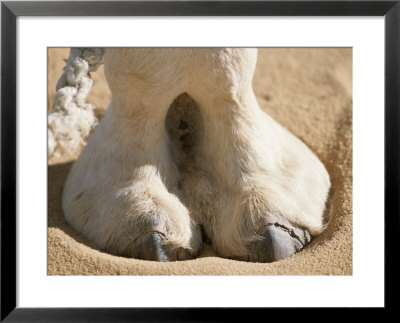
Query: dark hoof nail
[[130, 232, 171, 261], [128, 232, 197, 262], [250, 224, 311, 263]]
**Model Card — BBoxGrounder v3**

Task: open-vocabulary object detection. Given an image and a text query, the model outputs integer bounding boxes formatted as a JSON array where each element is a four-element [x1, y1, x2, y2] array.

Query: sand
[[48, 48, 352, 275]]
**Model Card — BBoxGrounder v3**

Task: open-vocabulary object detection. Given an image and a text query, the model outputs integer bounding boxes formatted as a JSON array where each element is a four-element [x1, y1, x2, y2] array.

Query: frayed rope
[[48, 48, 104, 159]]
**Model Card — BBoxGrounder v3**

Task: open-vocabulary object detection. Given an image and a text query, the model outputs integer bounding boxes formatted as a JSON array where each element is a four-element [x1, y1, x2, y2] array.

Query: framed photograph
[[1, 0, 398, 320]]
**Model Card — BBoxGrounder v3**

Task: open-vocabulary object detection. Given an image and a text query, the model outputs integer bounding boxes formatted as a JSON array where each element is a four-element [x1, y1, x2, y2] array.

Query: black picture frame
[[1, 0, 398, 321]]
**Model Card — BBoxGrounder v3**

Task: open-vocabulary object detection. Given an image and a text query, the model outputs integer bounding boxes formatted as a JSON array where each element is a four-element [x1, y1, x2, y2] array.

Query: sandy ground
[[48, 48, 352, 275]]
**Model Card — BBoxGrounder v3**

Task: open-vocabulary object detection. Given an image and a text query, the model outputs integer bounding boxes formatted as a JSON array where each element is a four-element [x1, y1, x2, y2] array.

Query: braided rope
[[48, 48, 104, 159]]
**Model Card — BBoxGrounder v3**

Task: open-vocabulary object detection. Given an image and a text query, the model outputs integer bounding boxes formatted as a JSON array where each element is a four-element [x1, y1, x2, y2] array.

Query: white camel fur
[[54, 48, 331, 262]]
